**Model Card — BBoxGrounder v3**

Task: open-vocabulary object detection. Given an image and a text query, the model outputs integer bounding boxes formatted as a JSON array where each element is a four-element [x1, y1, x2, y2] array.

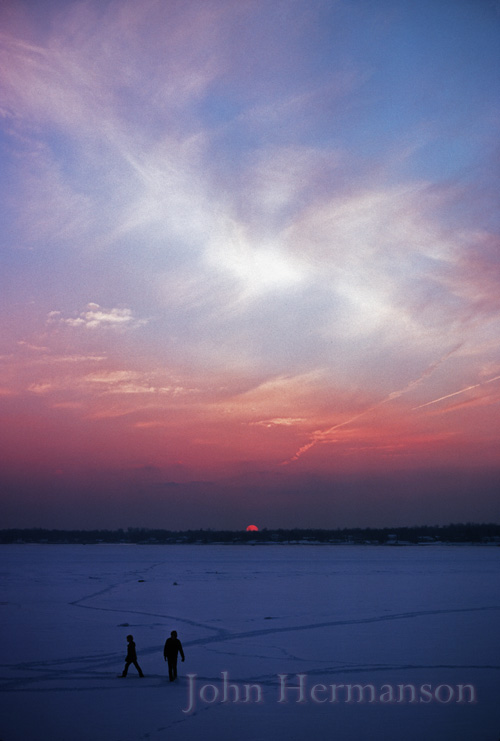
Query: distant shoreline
[[1, 523, 499, 546]]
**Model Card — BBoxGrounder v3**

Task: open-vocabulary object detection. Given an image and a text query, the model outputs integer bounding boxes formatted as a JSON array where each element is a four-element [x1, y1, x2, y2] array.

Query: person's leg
[[133, 660, 144, 677], [172, 657, 178, 680], [122, 661, 130, 677], [168, 658, 174, 681]]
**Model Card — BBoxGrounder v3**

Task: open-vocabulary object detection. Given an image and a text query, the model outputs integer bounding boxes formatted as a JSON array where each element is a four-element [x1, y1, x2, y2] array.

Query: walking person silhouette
[[120, 634, 144, 677], [163, 630, 185, 681]]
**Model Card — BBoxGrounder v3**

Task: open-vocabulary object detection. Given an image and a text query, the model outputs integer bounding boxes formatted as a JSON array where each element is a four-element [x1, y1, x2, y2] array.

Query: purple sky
[[1, 0, 499, 529]]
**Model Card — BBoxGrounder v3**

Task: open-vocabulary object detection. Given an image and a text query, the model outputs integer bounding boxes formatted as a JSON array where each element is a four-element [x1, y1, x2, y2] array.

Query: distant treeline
[[1, 523, 499, 545]]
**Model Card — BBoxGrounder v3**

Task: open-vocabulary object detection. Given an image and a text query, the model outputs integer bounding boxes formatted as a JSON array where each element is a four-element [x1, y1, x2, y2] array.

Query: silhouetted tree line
[[1, 523, 499, 545]]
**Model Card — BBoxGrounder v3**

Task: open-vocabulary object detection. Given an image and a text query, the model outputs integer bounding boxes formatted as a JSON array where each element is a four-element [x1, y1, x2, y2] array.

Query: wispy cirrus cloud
[[24, 362, 195, 398], [250, 418, 307, 428]]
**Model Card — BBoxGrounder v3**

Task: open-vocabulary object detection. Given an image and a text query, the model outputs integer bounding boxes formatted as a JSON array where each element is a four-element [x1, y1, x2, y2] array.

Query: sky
[[1, 0, 499, 530]]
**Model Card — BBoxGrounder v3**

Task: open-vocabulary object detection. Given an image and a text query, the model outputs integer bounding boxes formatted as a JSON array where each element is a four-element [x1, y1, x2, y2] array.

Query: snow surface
[[1, 544, 499, 740]]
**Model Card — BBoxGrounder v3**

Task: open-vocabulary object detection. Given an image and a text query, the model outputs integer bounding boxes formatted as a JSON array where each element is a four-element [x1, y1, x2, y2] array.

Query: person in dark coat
[[163, 630, 185, 681], [121, 634, 144, 677]]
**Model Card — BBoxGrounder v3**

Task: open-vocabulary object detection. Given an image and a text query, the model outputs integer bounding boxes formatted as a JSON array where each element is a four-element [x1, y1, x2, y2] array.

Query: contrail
[[412, 374, 500, 410], [283, 344, 463, 465], [285, 408, 373, 463]]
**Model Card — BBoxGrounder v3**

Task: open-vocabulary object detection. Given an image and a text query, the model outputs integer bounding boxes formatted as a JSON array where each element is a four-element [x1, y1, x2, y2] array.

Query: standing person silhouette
[[163, 630, 185, 681], [121, 634, 144, 677]]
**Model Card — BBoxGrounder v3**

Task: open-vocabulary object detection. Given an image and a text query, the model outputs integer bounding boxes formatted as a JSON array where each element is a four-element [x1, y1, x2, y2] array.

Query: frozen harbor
[[1, 544, 499, 740]]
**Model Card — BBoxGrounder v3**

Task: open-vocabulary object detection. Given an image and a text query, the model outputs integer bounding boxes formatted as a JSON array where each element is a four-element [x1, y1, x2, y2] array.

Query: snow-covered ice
[[1, 544, 499, 740]]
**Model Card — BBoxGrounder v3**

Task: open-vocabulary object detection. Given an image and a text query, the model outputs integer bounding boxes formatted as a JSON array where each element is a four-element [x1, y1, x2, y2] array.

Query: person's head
[[127, 634, 133, 641], [171, 630, 177, 637]]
